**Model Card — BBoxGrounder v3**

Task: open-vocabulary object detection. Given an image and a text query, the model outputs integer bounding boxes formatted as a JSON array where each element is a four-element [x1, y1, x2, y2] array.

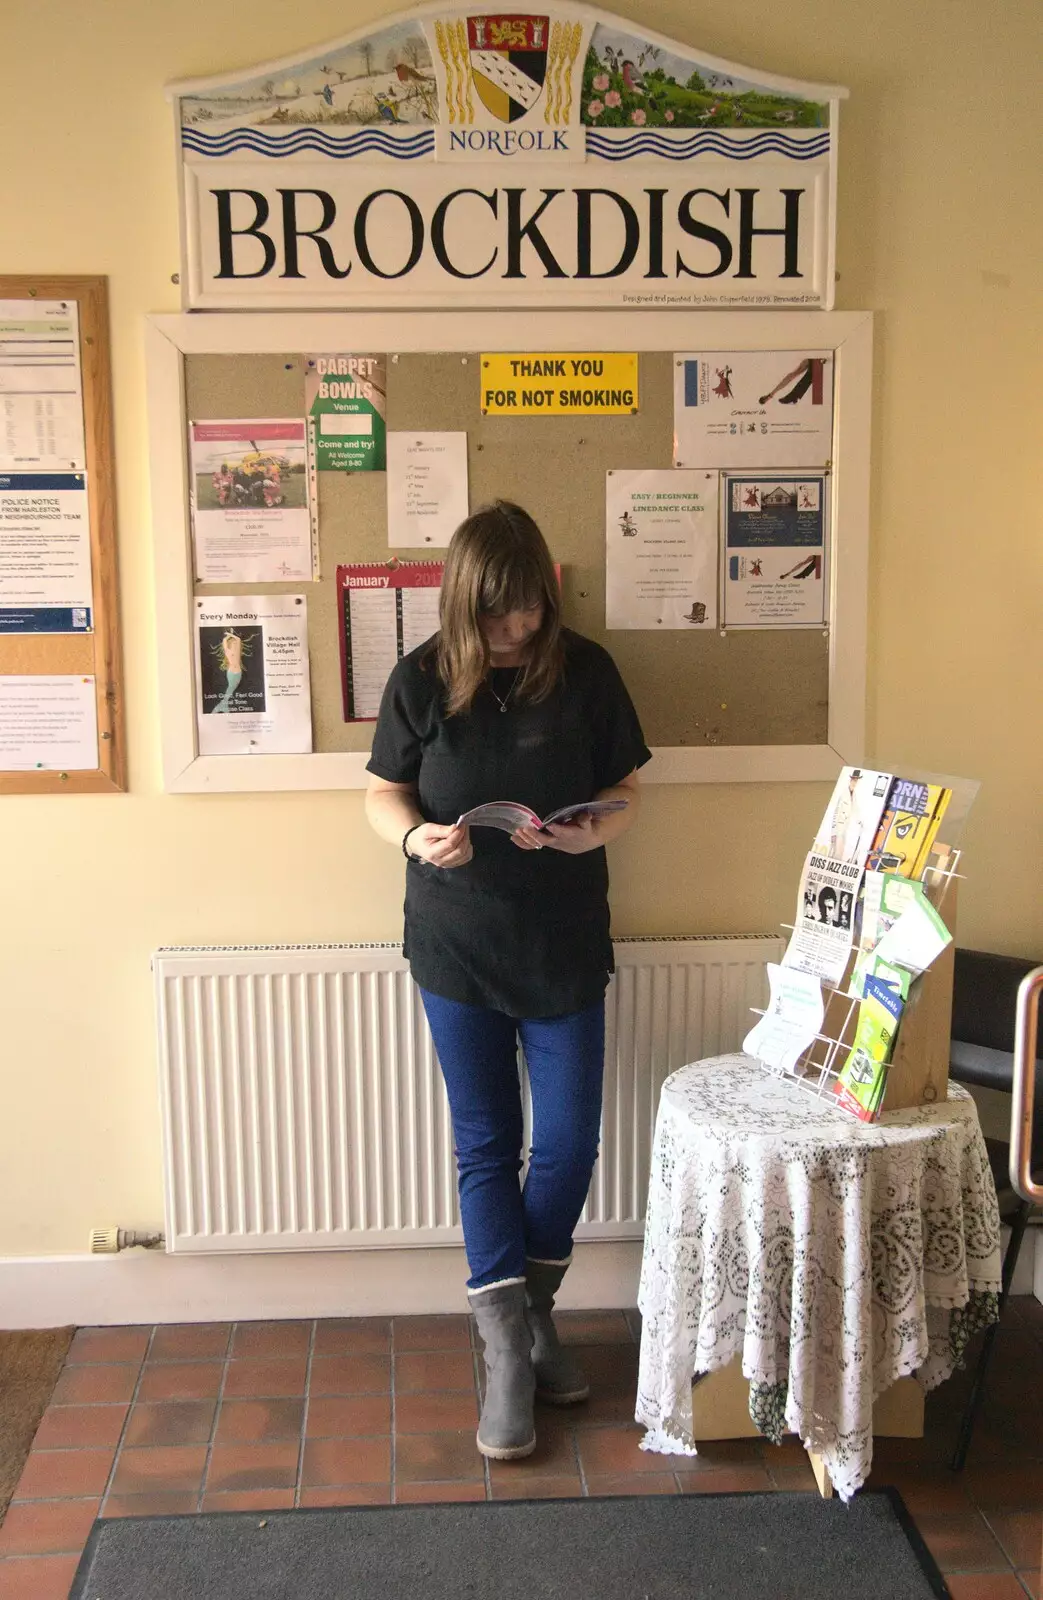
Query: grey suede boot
[[468, 1281, 537, 1460], [525, 1258, 590, 1404]]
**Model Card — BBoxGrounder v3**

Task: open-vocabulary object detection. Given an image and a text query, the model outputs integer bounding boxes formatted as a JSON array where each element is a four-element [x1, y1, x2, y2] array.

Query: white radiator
[[153, 937, 781, 1254]]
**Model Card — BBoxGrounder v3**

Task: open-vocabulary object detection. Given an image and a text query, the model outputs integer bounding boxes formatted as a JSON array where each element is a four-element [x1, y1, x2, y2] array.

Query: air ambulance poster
[[605, 469, 718, 630], [723, 473, 828, 628], [195, 595, 312, 756], [673, 351, 834, 470], [305, 354, 386, 473], [190, 420, 315, 583]]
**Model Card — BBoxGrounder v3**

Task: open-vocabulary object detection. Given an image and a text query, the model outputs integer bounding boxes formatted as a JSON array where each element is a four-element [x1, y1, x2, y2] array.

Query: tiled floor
[[1, 1299, 1041, 1599]]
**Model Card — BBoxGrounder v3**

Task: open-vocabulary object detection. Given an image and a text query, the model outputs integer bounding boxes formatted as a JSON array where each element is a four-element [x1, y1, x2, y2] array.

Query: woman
[[365, 501, 650, 1461]]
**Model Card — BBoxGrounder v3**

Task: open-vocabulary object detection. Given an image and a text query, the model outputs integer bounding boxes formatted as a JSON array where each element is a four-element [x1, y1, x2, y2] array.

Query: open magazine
[[457, 799, 629, 835]]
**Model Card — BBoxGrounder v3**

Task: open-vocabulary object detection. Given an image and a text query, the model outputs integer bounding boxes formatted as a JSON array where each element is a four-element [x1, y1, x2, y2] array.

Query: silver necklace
[[488, 666, 523, 713]]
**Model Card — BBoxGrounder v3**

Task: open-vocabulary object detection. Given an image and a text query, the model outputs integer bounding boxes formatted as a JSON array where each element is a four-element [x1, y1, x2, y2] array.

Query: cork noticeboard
[[184, 348, 828, 755], [148, 307, 872, 793], [0, 275, 125, 793]]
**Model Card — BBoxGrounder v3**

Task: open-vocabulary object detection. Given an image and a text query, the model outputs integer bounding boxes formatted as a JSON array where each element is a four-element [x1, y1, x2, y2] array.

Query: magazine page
[[457, 802, 541, 834], [544, 799, 628, 826], [457, 798, 628, 834]]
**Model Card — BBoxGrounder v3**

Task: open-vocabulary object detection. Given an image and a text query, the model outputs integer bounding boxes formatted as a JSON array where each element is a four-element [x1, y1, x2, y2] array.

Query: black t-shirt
[[366, 628, 651, 1018]]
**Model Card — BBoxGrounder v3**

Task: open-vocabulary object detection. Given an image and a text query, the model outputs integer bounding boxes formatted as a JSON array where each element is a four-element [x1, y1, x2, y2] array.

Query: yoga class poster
[[673, 351, 834, 469], [194, 595, 312, 755]]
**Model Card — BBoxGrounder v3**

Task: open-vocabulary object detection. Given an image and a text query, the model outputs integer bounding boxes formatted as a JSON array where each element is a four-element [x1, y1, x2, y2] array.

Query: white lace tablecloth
[[636, 1053, 1002, 1500]]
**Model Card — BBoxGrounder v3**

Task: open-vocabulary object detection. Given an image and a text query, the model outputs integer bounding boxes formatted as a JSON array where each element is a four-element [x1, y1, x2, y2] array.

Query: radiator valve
[[89, 1227, 165, 1254]]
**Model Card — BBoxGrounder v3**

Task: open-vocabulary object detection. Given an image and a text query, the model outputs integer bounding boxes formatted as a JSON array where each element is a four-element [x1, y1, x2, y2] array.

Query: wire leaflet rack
[[746, 847, 963, 1117]]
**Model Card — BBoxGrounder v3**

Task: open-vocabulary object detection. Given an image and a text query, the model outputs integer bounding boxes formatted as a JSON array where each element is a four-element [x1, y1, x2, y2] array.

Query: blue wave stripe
[[585, 129, 829, 146], [586, 132, 829, 162], [182, 127, 435, 159], [182, 129, 434, 147]]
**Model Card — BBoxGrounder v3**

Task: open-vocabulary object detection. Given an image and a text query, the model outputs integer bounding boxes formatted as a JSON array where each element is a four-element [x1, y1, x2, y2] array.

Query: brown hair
[[433, 501, 563, 715]]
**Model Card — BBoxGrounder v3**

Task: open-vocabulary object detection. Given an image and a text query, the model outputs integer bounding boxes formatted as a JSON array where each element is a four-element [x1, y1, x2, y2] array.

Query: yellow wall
[[0, 0, 1040, 1258]]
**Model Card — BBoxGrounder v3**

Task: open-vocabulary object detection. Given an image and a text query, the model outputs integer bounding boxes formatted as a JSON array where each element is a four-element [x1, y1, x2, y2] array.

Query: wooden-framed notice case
[[0, 275, 125, 792]]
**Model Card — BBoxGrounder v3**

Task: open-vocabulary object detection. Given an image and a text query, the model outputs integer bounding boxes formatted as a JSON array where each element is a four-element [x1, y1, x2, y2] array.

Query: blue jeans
[[419, 989, 606, 1290]]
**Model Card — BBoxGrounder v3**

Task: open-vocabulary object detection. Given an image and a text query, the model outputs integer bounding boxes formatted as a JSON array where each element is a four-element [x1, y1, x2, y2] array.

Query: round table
[[635, 1053, 1003, 1501]]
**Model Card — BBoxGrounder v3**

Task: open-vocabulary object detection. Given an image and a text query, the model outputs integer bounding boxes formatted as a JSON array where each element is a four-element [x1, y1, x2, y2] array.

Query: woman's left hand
[[511, 815, 600, 855]]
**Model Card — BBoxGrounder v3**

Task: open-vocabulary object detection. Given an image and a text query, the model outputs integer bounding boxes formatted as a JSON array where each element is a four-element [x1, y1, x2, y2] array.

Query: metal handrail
[[1010, 965, 1043, 1204]]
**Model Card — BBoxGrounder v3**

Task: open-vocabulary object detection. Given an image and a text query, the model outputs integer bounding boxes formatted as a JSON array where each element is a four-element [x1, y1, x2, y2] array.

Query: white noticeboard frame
[[145, 307, 872, 794]]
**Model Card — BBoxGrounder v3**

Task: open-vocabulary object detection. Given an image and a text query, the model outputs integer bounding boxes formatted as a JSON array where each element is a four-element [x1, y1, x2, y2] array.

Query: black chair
[[947, 947, 1043, 1471]]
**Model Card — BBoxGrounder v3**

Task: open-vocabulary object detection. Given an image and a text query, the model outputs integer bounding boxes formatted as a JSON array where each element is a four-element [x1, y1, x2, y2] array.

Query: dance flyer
[[673, 351, 834, 470], [723, 472, 828, 628]]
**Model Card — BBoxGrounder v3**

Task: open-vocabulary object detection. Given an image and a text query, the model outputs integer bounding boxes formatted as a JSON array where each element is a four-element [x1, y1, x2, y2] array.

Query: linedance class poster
[[305, 353, 386, 472]]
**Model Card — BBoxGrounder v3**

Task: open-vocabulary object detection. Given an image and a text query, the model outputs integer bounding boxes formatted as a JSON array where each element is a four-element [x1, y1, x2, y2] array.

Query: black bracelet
[[402, 823, 424, 861]]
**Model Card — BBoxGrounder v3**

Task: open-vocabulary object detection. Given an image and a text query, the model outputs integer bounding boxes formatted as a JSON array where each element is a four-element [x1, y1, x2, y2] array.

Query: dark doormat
[[71, 1489, 948, 1600]]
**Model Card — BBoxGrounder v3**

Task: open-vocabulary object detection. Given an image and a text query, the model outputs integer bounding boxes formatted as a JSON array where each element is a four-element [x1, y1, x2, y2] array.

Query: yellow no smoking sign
[[480, 353, 638, 416]]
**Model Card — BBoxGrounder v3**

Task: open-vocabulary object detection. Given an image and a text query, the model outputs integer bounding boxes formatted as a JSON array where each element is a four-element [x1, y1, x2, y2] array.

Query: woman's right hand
[[409, 822, 473, 868]]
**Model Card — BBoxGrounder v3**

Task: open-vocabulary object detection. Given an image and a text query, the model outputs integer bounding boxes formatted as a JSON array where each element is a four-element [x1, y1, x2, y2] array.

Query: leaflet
[[874, 894, 951, 975], [742, 964, 824, 1075], [195, 595, 312, 755], [783, 852, 861, 987], [834, 973, 906, 1122], [813, 767, 894, 871], [867, 778, 951, 878], [0, 471, 92, 629]]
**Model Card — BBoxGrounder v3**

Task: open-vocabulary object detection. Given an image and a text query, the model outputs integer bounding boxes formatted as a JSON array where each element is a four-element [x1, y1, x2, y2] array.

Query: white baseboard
[[2, 1231, 1037, 1332], [0, 1241, 645, 1330]]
